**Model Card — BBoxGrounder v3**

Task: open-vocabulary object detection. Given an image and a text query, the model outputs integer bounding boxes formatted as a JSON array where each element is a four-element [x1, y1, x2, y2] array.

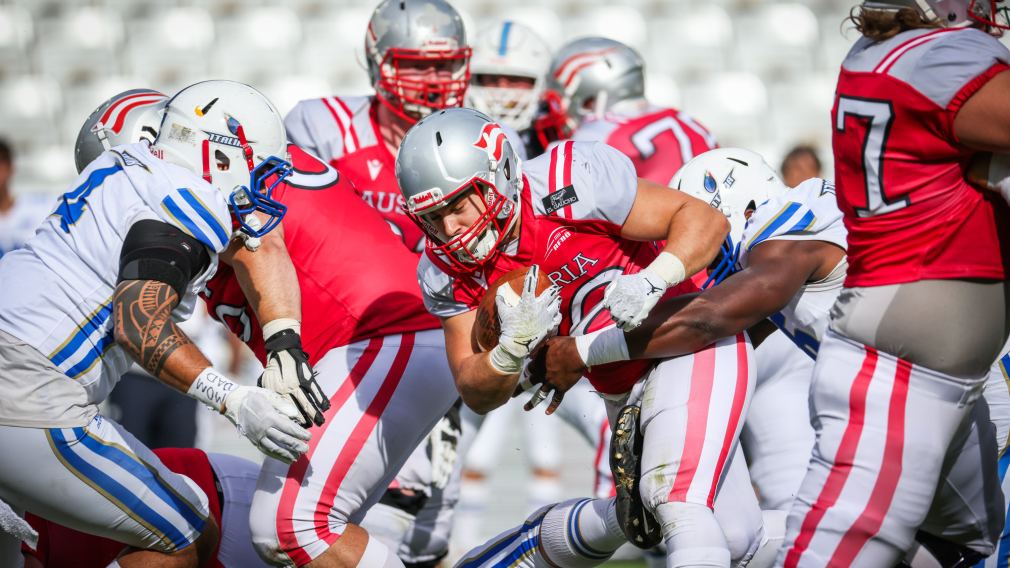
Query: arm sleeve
[[118, 219, 212, 299]]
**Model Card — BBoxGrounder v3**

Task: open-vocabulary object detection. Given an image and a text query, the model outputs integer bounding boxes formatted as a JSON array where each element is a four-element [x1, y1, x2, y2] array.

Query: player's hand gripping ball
[[471, 266, 556, 352]]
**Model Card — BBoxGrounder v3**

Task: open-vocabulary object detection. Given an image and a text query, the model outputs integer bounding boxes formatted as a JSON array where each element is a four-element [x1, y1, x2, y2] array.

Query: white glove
[[260, 319, 330, 428], [0, 497, 36, 548], [223, 386, 312, 464], [489, 265, 562, 374], [603, 252, 686, 331], [428, 406, 462, 490]]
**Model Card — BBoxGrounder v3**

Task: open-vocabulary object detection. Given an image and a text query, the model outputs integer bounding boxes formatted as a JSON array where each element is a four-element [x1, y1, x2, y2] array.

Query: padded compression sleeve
[[118, 219, 212, 298]]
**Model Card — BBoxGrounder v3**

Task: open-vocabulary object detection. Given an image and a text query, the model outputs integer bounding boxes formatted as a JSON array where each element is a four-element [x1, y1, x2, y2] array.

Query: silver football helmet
[[467, 20, 551, 132], [543, 37, 645, 132], [75, 88, 167, 173], [365, 0, 471, 122], [672, 148, 788, 286], [862, 0, 1009, 28], [396, 108, 523, 270]]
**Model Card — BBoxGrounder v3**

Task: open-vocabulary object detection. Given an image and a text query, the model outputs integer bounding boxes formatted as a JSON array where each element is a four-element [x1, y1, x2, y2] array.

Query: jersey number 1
[[835, 96, 907, 217]]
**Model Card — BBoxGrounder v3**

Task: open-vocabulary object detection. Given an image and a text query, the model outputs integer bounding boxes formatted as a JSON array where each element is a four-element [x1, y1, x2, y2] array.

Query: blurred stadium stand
[[12, 0, 1007, 193]]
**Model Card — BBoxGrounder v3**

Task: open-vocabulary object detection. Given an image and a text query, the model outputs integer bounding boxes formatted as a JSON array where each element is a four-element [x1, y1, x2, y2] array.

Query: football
[[471, 267, 554, 352]]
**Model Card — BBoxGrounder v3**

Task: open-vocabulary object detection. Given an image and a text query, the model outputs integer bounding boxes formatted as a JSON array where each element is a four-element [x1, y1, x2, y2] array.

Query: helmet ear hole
[[215, 149, 230, 171]]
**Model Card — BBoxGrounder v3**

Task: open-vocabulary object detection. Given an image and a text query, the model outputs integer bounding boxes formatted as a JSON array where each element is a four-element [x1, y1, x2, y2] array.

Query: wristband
[[489, 344, 523, 375], [648, 252, 687, 287], [187, 368, 238, 413], [575, 326, 630, 368], [262, 318, 301, 340]]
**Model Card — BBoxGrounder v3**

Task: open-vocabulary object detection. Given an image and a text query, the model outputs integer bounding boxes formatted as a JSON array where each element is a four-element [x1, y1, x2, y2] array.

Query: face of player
[[473, 74, 536, 90], [421, 190, 486, 244], [396, 57, 465, 108]]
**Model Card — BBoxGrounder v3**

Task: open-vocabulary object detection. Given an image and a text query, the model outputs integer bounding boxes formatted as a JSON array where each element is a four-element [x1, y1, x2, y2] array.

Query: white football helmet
[[365, 0, 471, 122], [672, 148, 788, 286], [75, 88, 167, 173], [863, 0, 1009, 28], [396, 108, 523, 270], [467, 20, 551, 132], [153, 80, 291, 238]]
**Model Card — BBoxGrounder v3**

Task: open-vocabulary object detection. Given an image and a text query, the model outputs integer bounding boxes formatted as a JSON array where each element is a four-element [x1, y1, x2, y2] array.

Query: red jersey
[[418, 141, 697, 395], [572, 102, 717, 185], [25, 448, 225, 568], [202, 145, 438, 364], [832, 27, 1010, 287], [285, 95, 425, 253]]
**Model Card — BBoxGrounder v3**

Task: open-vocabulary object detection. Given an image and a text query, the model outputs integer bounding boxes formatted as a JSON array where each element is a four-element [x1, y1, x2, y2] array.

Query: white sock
[[538, 498, 624, 567], [657, 502, 731, 568], [357, 535, 405, 568]]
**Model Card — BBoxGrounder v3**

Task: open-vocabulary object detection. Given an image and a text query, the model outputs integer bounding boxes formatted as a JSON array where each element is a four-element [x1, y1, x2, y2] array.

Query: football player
[[467, 20, 553, 157], [23, 448, 266, 568], [200, 136, 457, 568], [776, 0, 1010, 564], [285, 0, 470, 253], [75, 87, 461, 568], [532, 147, 1008, 567], [397, 108, 763, 567], [0, 80, 313, 568], [535, 37, 715, 185]]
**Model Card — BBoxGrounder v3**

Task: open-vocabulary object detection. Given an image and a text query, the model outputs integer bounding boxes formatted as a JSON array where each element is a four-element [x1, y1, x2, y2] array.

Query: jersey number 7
[[835, 96, 908, 218]]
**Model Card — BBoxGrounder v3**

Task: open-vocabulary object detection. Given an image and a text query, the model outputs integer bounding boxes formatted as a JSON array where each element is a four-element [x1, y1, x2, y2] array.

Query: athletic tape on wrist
[[489, 344, 523, 375], [648, 252, 687, 287], [575, 326, 629, 368], [187, 368, 238, 413], [262, 318, 301, 340]]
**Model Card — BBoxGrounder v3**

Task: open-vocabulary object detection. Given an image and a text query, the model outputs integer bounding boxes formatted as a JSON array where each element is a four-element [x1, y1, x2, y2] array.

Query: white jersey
[[738, 178, 848, 358], [0, 143, 231, 423]]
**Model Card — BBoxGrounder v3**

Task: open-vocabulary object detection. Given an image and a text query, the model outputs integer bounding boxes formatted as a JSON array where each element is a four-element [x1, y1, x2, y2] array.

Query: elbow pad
[[118, 219, 211, 298]]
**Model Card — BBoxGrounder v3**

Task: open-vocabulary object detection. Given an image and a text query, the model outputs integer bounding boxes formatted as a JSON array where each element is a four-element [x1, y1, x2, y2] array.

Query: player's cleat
[[610, 404, 662, 549]]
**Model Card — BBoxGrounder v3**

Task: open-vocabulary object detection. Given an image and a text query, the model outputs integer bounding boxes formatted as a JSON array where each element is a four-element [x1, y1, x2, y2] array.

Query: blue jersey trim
[[177, 188, 229, 249], [49, 428, 192, 551], [162, 196, 215, 250]]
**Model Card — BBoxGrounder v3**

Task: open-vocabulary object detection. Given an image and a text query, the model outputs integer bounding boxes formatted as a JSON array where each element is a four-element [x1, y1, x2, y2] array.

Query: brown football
[[471, 267, 553, 352]]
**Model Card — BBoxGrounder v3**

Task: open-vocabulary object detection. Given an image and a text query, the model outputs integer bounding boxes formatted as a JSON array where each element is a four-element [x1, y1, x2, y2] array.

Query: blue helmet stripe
[[499, 21, 513, 56]]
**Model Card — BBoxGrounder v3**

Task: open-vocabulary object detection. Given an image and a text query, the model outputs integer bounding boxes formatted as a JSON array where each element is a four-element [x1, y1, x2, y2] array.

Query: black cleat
[[610, 404, 662, 549]]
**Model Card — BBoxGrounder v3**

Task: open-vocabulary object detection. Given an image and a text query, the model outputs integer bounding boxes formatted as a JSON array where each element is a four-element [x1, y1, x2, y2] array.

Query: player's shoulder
[[742, 178, 844, 250], [525, 141, 636, 222], [846, 27, 1009, 108]]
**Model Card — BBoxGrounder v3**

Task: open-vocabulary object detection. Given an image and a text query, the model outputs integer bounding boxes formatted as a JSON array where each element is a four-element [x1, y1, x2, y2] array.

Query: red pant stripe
[[668, 345, 716, 502], [706, 334, 749, 507], [784, 346, 879, 568], [313, 333, 416, 547], [276, 337, 384, 566], [829, 358, 912, 565]]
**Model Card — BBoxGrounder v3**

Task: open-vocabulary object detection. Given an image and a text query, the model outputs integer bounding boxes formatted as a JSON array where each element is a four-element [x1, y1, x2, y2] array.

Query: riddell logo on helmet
[[474, 123, 507, 162]]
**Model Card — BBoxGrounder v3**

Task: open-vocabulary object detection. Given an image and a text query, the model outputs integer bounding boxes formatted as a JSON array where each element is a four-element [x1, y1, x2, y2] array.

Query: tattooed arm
[[112, 279, 211, 392]]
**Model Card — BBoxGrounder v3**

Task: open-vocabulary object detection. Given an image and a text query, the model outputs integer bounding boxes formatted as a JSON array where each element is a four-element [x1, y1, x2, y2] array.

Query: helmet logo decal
[[194, 97, 219, 117], [723, 168, 736, 188], [703, 171, 718, 193], [474, 123, 507, 162], [553, 48, 618, 88], [203, 131, 245, 148]]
